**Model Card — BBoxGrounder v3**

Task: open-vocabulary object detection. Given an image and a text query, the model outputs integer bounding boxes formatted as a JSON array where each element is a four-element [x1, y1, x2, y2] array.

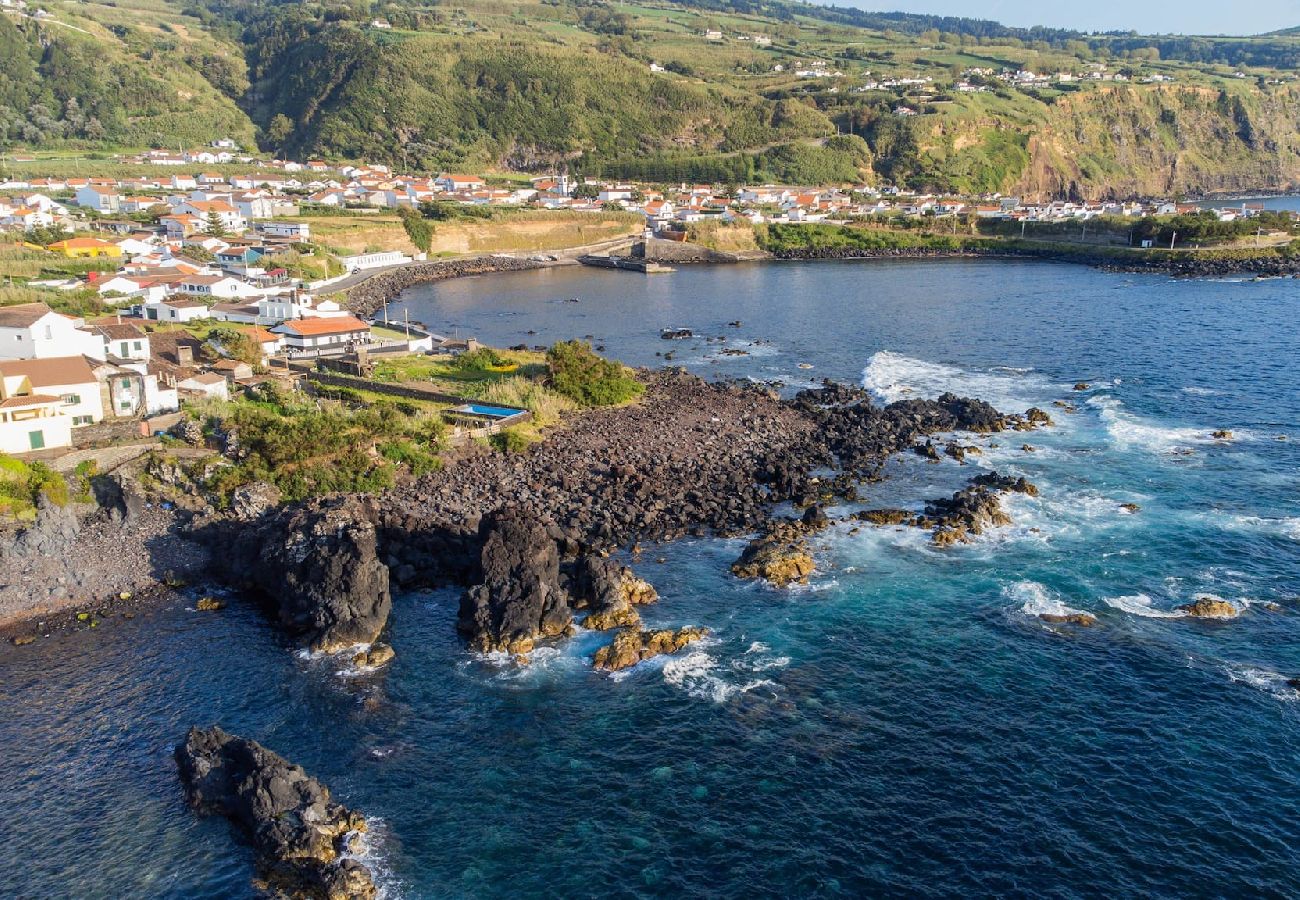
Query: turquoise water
[[3, 259, 1299, 897], [455, 403, 525, 418]]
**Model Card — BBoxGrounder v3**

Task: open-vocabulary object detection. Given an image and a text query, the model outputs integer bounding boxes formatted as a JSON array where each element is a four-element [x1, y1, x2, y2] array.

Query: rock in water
[[1177, 595, 1239, 619], [1039, 612, 1099, 627], [458, 507, 573, 653], [211, 495, 391, 653], [570, 556, 658, 631], [593, 626, 708, 671], [731, 522, 816, 587], [175, 726, 376, 900]]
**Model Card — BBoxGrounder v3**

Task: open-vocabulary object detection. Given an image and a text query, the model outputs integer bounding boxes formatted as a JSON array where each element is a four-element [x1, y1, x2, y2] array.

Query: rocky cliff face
[[457, 508, 573, 654], [176, 726, 376, 900], [207, 495, 391, 653], [1015, 85, 1300, 199]]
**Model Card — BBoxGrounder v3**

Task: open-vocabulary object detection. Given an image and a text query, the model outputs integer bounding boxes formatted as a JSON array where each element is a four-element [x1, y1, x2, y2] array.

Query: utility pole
[[1169, 230, 1177, 250]]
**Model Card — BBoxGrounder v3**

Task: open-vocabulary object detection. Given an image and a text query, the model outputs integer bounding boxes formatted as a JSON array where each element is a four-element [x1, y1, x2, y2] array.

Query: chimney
[[177, 344, 193, 366]]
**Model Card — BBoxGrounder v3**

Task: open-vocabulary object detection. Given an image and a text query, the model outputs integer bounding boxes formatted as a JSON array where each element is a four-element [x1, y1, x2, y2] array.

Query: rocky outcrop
[[175, 726, 375, 900], [0, 496, 79, 562], [457, 508, 573, 654], [207, 495, 391, 652], [731, 507, 828, 587], [1039, 612, 1099, 627], [570, 556, 657, 631], [593, 626, 708, 671], [1178, 595, 1239, 619]]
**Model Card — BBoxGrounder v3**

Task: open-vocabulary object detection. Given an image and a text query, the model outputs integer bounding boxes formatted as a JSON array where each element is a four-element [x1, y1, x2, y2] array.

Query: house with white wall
[[0, 356, 104, 430], [75, 185, 122, 213], [0, 303, 106, 361]]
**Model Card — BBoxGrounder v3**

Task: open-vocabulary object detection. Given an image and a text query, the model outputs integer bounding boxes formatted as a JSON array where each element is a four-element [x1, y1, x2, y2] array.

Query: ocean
[[2, 259, 1298, 897]]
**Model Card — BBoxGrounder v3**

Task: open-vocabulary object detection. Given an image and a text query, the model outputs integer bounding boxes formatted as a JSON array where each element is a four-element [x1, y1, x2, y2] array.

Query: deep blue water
[[3, 259, 1299, 898]]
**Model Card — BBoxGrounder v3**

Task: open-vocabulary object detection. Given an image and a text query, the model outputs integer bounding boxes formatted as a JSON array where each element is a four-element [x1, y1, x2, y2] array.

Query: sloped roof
[[0, 355, 97, 386]]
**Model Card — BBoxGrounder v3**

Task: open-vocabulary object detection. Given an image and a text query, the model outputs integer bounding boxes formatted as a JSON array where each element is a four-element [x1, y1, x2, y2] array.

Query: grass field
[[302, 210, 642, 257]]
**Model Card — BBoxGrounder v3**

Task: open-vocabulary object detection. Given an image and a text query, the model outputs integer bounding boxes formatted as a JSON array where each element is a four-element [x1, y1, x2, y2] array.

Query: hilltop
[[3, 0, 1300, 198]]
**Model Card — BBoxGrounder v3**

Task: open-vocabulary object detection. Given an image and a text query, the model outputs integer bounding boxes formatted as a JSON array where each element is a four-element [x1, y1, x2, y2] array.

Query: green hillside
[[3, 0, 1300, 197]]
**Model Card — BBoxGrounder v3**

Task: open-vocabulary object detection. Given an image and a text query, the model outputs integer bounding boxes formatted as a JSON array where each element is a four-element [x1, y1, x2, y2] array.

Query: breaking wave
[[663, 650, 778, 703], [861, 350, 1060, 411], [1103, 593, 1186, 619]]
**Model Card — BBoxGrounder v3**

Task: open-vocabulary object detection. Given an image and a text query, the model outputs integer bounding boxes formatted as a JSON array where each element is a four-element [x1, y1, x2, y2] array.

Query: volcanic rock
[[570, 556, 657, 631], [593, 626, 708, 671], [208, 495, 391, 653], [1039, 612, 1099, 627], [175, 726, 376, 900], [732, 522, 816, 587], [1177, 595, 1239, 619], [458, 507, 572, 653]]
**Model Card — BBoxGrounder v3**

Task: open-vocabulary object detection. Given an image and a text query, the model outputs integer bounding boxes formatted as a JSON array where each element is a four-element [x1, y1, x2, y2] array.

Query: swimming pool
[[448, 403, 527, 419]]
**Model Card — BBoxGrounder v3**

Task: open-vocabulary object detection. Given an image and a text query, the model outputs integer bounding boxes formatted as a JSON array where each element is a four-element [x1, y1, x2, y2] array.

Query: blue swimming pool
[[451, 403, 526, 419]]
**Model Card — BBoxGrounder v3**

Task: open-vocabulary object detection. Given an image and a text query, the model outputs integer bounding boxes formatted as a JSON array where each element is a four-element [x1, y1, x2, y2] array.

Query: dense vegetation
[[546, 340, 644, 407], [0, 455, 69, 522], [6, 0, 1300, 195], [193, 384, 443, 503]]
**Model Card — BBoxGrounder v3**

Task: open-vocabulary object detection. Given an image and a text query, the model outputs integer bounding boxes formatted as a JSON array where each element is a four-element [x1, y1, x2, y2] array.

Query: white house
[[257, 221, 311, 241], [141, 298, 211, 323], [74, 185, 121, 213], [177, 372, 230, 400], [0, 356, 104, 431], [0, 303, 106, 361], [173, 200, 248, 234], [271, 315, 372, 351], [176, 274, 262, 300], [91, 322, 151, 361], [435, 173, 485, 192]]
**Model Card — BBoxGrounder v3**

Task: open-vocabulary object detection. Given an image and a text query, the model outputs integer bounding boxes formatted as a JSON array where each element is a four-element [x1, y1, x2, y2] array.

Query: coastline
[[339, 238, 1300, 316]]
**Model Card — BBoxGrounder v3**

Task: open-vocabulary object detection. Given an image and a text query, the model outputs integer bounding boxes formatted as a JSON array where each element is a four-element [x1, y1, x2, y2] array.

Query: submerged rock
[[458, 507, 572, 654], [854, 508, 913, 526], [175, 725, 376, 900], [195, 596, 226, 612], [1039, 612, 1099, 627], [593, 626, 708, 671], [570, 556, 658, 631], [1177, 595, 1239, 619]]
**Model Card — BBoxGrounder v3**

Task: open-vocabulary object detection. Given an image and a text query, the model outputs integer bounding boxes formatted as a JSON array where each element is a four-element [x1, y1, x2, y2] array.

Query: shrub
[[491, 427, 533, 454], [474, 376, 575, 427], [454, 347, 507, 371], [546, 340, 643, 408]]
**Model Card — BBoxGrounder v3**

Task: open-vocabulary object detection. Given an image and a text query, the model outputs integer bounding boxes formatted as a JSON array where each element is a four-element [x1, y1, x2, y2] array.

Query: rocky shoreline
[[344, 255, 543, 318], [768, 244, 1300, 278]]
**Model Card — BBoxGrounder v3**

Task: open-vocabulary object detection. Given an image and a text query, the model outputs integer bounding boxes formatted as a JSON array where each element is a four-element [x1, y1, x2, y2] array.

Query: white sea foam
[[1223, 665, 1299, 703], [1090, 394, 1239, 455], [861, 350, 1061, 411], [341, 818, 403, 899], [1103, 593, 1186, 619], [1003, 580, 1088, 619], [1181, 386, 1223, 396], [1219, 514, 1300, 541], [734, 641, 791, 673], [662, 650, 777, 703]]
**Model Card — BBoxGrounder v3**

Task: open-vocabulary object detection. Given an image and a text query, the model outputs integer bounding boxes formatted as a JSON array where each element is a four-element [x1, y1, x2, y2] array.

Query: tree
[[573, 183, 600, 200], [397, 205, 433, 254], [204, 210, 228, 237], [264, 113, 293, 150], [546, 340, 643, 407]]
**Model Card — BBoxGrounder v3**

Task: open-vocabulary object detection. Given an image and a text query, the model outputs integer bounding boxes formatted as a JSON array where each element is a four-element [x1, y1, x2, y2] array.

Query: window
[[133, 341, 142, 351], [62, 394, 80, 405], [43, 325, 52, 340]]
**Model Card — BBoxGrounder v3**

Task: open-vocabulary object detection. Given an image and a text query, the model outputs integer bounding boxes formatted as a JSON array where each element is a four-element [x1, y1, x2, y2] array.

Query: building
[[0, 304, 105, 361], [0, 356, 105, 441], [46, 237, 123, 259], [271, 316, 372, 351], [257, 221, 312, 241], [91, 321, 151, 361], [141, 298, 211, 323], [177, 372, 230, 400], [74, 185, 121, 213]]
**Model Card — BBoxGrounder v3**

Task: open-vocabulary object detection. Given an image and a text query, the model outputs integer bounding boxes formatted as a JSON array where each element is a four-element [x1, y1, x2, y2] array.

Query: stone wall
[[345, 256, 543, 317]]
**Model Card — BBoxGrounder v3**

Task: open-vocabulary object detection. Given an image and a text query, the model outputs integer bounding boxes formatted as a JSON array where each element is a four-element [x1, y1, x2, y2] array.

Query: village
[[0, 142, 1292, 458]]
